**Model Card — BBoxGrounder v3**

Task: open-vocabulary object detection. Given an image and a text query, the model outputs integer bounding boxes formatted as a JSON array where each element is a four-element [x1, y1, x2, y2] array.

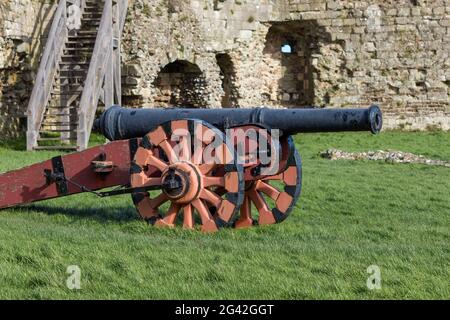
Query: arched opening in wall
[[216, 53, 238, 108], [261, 21, 334, 107], [153, 60, 208, 108]]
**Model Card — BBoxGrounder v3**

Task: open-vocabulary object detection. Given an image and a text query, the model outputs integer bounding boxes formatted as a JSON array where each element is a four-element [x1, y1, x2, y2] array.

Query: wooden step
[[60, 61, 91, 65], [46, 109, 78, 113], [66, 40, 95, 47], [54, 86, 84, 91], [82, 15, 102, 20], [79, 26, 100, 31], [51, 92, 83, 96], [84, 7, 103, 12], [52, 85, 84, 89], [46, 107, 78, 111], [39, 129, 76, 133], [37, 137, 77, 142], [41, 122, 76, 126], [59, 69, 89, 74], [55, 82, 84, 87], [59, 75, 87, 79], [44, 118, 77, 121], [34, 146, 78, 151], [59, 67, 88, 71], [65, 43, 95, 49], [41, 120, 77, 125], [61, 55, 92, 59], [51, 89, 83, 94], [68, 35, 97, 40], [64, 48, 94, 52], [82, 20, 101, 25], [76, 30, 98, 34], [61, 55, 92, 60], [44, 113, 76, 117], [59, 70, 88, 75]]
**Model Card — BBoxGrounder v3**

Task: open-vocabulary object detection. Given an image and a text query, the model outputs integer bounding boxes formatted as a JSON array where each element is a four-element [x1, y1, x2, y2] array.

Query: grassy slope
[[0, 132, 448, 299]]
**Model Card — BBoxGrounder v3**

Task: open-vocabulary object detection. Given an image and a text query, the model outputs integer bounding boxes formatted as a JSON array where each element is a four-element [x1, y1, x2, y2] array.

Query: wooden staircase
[[26, 0, 128, 151]]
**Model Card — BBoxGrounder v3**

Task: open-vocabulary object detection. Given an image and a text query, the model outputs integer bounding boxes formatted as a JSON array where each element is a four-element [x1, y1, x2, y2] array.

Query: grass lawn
[[0, 131, 448, 299]]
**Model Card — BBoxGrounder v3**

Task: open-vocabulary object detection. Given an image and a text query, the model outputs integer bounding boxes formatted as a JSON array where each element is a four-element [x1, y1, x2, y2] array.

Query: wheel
[[130, 119, 244, 232], [234, 136, 302, 228]]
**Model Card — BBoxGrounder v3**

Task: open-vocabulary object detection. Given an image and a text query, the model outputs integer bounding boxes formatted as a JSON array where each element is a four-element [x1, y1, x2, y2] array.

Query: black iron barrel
[[94, 105, 383, 141]]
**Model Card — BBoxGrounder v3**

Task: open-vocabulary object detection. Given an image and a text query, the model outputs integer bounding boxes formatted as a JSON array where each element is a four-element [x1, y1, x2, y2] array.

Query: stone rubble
[[320, 149, 450, 168]]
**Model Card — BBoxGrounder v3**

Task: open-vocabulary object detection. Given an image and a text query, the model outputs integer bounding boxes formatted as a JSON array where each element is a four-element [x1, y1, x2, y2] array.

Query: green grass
[[0, 131, 449, 299]]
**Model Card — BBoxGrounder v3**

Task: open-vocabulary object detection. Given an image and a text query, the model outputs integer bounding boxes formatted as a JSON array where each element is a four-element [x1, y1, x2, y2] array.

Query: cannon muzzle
[[95, 105, 382, 141]]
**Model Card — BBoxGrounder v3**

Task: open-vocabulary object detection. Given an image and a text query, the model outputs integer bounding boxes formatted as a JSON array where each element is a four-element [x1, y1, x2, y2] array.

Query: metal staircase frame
[[26, 0, 128, 151]]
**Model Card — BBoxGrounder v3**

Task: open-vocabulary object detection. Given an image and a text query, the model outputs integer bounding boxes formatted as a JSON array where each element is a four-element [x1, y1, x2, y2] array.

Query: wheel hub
[[161, 162, 201, 204]]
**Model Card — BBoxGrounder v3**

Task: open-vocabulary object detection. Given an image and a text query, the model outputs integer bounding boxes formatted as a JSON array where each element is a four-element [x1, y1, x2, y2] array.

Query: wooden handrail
[[113, 0, 128, 105], [77, 0, 114, 150], [78, 0, 128, 150], [26, 0, 68, 151], [118, 0, 128, 33]]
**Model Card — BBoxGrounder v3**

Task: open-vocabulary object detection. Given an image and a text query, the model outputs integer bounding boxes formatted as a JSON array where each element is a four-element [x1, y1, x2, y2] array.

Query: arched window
[[281, 43, 293, 54]]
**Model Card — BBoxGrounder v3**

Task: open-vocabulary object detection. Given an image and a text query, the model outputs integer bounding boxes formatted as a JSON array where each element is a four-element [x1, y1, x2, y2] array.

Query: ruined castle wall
[[0, 0, 55, 137], [121, 0, 449, 130], [0, 0, 449, 137]]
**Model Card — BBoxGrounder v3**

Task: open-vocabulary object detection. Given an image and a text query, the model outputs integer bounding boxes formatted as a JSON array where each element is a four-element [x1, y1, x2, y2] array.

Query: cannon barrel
[[95, 105, 383, 141]]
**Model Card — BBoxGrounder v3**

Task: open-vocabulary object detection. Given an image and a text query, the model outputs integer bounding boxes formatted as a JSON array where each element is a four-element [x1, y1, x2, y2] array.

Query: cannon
[[0, 105, 382, 232]]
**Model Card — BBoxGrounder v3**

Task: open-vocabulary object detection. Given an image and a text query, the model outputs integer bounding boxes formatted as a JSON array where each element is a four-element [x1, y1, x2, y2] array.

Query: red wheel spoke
[[157, 203, 180, 227], [235, 196, 253, 229], [204, 176, 225, 187], [248, 189, 269, 213], [241, 196, 252, 220], [131, 172, 149, 187], [160, 140, 179, 164], [192, 199, 214, 224], [199, 164, 216, 175], [200, 188, 222, 207], [148, 155, 168, 172], [149, 193, 169, 209], [262, 173, 282, 181], [192, 143, 204, 164], [136, 197, 159, 219], [142, 177, 162, 188], [178, 136, 191, 162], [248, 189, 276, 225], [183, 205, 194, 229], [134, 148, 152, 166], [192, 199, 218, 233], [255, 181, 280, 201]]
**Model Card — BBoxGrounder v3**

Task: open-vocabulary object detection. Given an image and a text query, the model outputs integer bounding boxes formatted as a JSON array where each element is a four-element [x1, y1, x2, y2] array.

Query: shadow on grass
[[20, 202, 203, 226], [19, 203, 140, 223]]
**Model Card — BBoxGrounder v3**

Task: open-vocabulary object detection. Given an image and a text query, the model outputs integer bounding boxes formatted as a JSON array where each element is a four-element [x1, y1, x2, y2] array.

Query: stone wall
[[1, 0, 449, 137], [0, 0, 55, 137], [120, 0, 449, 130]]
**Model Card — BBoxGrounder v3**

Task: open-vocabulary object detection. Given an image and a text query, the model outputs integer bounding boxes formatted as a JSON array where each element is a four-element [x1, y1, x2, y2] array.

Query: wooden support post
[[112, 0, 122, 106]]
